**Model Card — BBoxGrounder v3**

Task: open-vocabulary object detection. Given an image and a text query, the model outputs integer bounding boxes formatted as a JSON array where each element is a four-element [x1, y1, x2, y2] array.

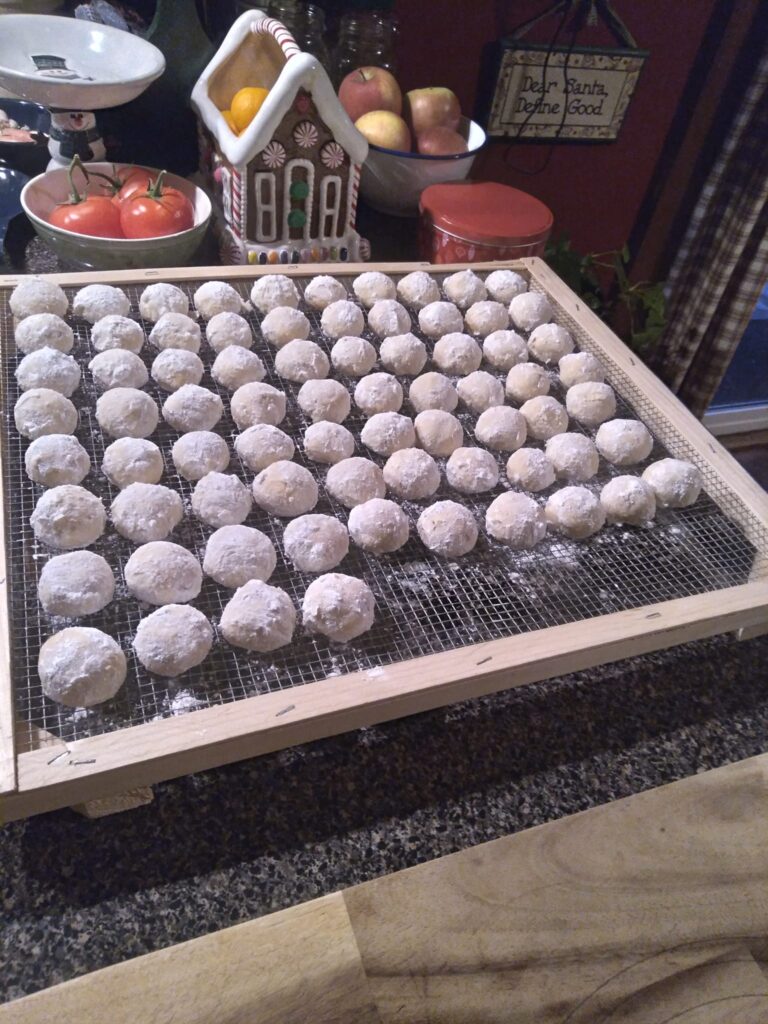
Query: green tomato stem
[[65, 155, 89, 205], [147, 170, 167, 199], [131, 169, 171, 205]]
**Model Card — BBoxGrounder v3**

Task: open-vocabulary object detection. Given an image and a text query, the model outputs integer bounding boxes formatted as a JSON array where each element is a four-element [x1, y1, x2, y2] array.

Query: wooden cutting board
[[3, 753, 768, 1022]]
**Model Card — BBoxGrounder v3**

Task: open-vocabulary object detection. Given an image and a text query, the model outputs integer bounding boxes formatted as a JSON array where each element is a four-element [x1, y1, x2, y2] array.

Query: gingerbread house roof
[[191, 10, 368, 169]]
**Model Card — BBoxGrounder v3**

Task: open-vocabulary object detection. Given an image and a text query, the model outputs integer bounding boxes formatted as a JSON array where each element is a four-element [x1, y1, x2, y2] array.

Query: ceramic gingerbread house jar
[[192, 11, 369, 266]]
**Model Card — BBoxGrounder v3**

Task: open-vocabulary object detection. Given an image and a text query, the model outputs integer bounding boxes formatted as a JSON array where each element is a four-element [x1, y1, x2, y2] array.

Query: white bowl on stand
[[0, 15, 165, 168], [0, 14, 165, 109]]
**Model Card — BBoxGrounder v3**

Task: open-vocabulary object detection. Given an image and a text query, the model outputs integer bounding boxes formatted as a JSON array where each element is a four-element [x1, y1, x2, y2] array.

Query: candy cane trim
[[251, 17, 301, 60]]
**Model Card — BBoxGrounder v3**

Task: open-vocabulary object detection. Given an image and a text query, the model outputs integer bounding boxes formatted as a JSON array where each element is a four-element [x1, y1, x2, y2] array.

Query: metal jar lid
[[420, 181, 553, 247]]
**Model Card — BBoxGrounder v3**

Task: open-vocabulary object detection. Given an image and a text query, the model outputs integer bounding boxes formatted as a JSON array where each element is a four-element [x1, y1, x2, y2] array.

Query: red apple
[[339, 66, 402, 123], [403, 87, 461, 135], [416, 126, 468, 156], [354, 110, 411, 151]]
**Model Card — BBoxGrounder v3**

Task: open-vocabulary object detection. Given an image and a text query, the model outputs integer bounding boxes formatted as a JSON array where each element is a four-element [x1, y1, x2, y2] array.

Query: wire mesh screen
[[531, 276, 768, 565], [0, 268, 762, 747]]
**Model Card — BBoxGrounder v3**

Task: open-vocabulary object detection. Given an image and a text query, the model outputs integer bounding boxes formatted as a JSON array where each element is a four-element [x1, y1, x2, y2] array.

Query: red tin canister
[[419, 181, 553, 264]]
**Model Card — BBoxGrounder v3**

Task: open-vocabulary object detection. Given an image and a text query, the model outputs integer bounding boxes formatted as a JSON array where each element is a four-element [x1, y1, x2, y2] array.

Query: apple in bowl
[[403, 87, 461, 136], [415, 126, 467, 156], [354, 110, 411, 152], [339, 66, 402, 123]]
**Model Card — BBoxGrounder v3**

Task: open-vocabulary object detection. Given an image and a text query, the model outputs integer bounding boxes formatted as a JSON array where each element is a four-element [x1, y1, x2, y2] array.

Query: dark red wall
[[394, 0, 719, 254]]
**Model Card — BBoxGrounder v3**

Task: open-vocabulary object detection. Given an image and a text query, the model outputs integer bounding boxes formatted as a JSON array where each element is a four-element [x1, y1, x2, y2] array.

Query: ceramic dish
[[0, 14, 165, 110], [359, 117, 486, 217], [21, 163, 211, 270], [0, 98, 50, 177]]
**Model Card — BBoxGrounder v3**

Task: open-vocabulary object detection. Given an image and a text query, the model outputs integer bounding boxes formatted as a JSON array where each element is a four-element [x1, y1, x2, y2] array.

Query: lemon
[[230, 87, 269, 132], [221, 109, 238, 134]]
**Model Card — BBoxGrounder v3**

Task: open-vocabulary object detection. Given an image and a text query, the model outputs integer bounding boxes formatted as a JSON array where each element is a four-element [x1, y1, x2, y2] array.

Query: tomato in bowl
[[21, 162, 210, 270]]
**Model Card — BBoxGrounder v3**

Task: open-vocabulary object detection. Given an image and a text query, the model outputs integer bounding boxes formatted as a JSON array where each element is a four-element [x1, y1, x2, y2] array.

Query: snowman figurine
[[29, 55, 104, 168], [48, 111, 106, 168]]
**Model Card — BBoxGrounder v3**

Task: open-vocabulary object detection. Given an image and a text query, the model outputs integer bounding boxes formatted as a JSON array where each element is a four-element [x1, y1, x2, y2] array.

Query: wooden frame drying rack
[[1, 258, 767, 821]]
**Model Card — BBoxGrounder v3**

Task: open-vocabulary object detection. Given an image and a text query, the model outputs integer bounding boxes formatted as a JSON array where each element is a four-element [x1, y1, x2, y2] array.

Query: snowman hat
[[32, 55, 70, 71]]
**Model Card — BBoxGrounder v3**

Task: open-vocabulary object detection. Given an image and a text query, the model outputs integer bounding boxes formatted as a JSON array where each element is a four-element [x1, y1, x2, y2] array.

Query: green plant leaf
[[547, 233, 666, 358]]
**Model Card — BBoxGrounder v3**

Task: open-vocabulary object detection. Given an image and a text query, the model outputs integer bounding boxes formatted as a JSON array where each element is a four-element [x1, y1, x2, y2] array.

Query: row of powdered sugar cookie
[[250, 268, 551, 345], [35, 558, 376, 711], [7, 266, 548, 352], [9, 272, 591, 404], [13, 324, 698, 559], [8, 276, 247, 325]]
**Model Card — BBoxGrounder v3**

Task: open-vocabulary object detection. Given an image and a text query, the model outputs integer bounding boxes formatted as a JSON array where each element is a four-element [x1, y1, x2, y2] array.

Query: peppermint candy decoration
[[260, 140, 286, 168], [321, 141, 346, 169], [219, 229, 244, 266], [293, 120, 318, 149]]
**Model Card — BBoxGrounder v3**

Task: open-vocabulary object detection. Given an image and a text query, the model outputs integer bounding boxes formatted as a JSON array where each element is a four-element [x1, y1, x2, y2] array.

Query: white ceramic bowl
[[0, 15, 165, 110], [21, 163, 211, 271], [359, 117, 486, 217]]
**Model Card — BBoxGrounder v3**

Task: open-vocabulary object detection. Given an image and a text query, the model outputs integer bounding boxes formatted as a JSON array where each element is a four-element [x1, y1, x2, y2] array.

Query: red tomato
[[49, 195, 124, 238], [120, 174, 195, 238], [114, 167, 155, 206]]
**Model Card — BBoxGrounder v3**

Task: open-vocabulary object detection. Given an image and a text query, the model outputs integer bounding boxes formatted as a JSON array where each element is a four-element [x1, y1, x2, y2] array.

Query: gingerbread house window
[[320, 175, 342, 239], [254, 172, 278, 242]]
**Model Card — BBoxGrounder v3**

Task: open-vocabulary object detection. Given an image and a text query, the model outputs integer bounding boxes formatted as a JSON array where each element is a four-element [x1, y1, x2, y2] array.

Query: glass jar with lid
[[236, 0, 331, 70], [334, 9, 399, 86]]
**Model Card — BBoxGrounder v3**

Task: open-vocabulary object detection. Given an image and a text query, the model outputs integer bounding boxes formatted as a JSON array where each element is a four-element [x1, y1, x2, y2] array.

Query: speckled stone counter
[[2, 632, 768, 1003]]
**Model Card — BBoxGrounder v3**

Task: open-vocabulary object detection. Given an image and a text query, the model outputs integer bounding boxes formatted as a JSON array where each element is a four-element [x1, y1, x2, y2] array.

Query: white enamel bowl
[[359, 117, 487, 217], [21, 163, 211, 271], [0, 14, 165, 110]]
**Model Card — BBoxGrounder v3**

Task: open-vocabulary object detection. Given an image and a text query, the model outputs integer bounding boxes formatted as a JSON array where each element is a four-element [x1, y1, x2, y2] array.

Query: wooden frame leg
[[71, 787, 155, 819]]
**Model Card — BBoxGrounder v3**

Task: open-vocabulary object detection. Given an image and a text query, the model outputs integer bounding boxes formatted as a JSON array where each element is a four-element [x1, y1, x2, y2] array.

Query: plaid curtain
[[649, 46, 768, 418]]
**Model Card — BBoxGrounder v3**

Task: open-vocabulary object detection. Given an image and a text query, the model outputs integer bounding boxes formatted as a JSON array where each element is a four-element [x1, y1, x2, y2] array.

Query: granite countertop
[[2, 632, 768, 1003]]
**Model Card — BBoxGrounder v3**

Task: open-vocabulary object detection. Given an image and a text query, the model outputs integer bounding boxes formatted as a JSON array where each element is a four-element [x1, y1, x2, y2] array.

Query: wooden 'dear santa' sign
[[482, 0, 647, 143]]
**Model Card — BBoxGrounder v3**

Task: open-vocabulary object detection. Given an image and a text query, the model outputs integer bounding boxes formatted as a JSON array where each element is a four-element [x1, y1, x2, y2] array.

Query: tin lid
[[420, 181, 553, 245]]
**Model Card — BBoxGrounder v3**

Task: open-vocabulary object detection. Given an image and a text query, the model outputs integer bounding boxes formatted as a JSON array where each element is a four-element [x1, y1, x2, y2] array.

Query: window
[[254, 172, 277, 242], [320, 175, 342, 239], [704, 282, 768, 435]]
